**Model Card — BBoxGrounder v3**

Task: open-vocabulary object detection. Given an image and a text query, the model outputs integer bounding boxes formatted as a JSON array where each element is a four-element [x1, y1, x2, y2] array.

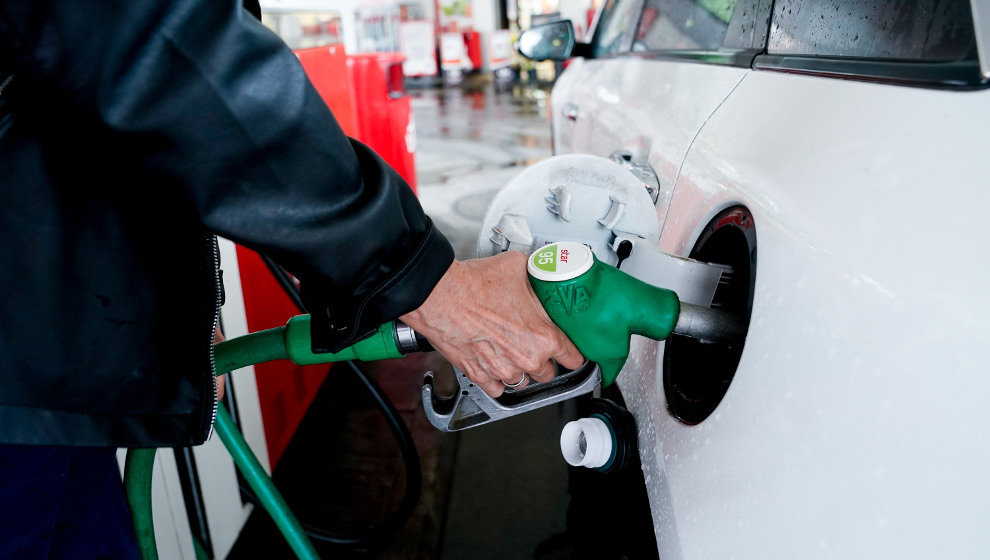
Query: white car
[[517, 1, 990, 558]]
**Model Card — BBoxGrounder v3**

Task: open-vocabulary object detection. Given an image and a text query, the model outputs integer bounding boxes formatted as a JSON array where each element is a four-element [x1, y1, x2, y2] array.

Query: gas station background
[[259, 0, 599, 83]]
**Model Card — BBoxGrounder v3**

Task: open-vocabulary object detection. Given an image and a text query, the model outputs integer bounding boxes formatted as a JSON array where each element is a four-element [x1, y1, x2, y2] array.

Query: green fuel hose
[[124, 448, 158, 560], [214, 406, 319, 559], [124, 316, 406, 560], [124, 406, 320, 560], [214, 325, 288, 374]]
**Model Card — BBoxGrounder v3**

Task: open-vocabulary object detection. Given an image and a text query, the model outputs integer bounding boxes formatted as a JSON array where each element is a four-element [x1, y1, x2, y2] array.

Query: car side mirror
[[516, 20, 577, 61]]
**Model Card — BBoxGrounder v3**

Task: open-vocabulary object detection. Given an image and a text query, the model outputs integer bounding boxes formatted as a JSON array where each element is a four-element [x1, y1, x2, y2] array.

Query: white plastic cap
[[559, 417, 613, 469], [528, 241, 594, 282]]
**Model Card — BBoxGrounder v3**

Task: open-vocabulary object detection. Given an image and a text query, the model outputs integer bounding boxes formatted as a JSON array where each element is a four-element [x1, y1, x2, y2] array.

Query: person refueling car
[[0, 1, 583, 557]]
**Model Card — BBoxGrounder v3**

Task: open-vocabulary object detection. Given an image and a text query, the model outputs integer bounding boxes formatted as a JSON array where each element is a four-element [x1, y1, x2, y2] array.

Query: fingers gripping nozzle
[[421, 242, 745, 432]]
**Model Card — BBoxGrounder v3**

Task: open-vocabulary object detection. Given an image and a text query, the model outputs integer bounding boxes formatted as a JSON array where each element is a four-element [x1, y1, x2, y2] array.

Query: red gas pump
[[347, 52, 418, 192], [295, 45, 359, 137], [463, 30, 482, 70], [230, 44, 420, 468]]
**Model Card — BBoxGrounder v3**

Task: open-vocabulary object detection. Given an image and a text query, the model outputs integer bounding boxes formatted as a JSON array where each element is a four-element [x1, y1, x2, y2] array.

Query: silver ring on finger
[[502, 373, 527, 388]]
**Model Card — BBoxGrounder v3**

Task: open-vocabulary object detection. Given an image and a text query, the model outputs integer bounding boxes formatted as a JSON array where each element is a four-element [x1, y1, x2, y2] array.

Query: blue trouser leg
[[0, 445, 139, 560]]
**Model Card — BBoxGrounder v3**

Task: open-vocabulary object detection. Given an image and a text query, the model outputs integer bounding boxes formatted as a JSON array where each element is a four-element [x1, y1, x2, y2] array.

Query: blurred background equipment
[[260, 0, 600, 87]]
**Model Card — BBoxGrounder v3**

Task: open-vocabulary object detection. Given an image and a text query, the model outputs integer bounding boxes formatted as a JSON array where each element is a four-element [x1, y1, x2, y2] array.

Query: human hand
[[214, 325, 226, 400], [399, 251, 584, 397]]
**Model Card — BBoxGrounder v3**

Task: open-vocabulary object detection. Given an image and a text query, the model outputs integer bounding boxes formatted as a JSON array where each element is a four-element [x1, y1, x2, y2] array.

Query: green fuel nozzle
[[528, 242, 680, 386], [425, 242, 745, 433]]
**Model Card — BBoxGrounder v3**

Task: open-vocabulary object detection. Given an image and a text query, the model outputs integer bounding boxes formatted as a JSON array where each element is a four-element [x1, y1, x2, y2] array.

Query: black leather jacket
[[0, 1, 453, 447]]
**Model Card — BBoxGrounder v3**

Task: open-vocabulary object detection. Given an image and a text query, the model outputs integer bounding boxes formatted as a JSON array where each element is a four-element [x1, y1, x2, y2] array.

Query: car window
[[721, 0, 771, 51], [768, 0, 976, 62], [591, 0, 647, 56], [634, 0, 738, 51], [631, 0, 770, 56]]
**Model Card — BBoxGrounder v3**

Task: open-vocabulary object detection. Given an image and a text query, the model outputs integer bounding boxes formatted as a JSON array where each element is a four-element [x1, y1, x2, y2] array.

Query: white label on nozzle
[[528, 241, 594, 282]]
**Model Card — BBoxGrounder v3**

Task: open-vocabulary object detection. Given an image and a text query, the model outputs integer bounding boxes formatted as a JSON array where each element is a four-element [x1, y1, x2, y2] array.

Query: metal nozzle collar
[[394, 321, 422, 354]]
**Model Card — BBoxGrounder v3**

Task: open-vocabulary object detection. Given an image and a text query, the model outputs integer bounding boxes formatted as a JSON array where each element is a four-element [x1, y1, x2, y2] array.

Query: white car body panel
[[554, 58, 990, 558], [552, 57, 747, 228]]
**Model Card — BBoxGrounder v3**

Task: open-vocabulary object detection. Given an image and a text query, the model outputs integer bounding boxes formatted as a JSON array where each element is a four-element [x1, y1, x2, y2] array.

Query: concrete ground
[[229, 76, 574, 560], [413, 78, 555, 258]]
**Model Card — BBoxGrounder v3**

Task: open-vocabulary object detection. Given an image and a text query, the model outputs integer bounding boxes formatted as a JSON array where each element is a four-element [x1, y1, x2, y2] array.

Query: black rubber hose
[[301, 360, 421, 545], [235, 359, 422, 547], [260, 255, 307, 313], [248, 253, 422, 547]]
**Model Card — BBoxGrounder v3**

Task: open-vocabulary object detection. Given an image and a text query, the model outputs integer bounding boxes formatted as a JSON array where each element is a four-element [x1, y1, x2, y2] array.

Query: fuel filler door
[[478, 154, 661, 264]]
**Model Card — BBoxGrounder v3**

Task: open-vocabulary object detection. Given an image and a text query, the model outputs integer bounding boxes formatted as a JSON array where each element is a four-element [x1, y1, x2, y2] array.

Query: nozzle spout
[[674, 303, 747, 343]]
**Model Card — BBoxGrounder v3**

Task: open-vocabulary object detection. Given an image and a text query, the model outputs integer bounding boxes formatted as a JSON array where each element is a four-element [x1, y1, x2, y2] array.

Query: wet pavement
[[413, 79, 554, 259], [230, 78, 573, 560]]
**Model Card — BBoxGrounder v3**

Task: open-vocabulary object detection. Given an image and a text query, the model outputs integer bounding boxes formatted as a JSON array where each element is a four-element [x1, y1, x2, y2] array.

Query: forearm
[[0, 0, 453, 346]]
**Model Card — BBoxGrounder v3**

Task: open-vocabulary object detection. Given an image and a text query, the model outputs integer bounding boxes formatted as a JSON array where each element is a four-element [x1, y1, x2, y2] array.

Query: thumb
[[553, 330, 585, 371]]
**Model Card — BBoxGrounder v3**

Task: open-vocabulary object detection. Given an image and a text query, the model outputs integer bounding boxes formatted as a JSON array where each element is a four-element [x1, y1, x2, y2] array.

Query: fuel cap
[[528, 241, 594, 282]]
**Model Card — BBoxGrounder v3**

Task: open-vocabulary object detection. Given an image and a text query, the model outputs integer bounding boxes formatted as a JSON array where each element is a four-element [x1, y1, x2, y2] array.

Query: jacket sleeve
[[0, 0, 454, 350]]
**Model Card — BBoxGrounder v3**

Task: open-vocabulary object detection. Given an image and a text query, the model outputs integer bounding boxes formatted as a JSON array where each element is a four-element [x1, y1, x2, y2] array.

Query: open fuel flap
[[477, 154, 661, 263], [422, 154, 750, 431]]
